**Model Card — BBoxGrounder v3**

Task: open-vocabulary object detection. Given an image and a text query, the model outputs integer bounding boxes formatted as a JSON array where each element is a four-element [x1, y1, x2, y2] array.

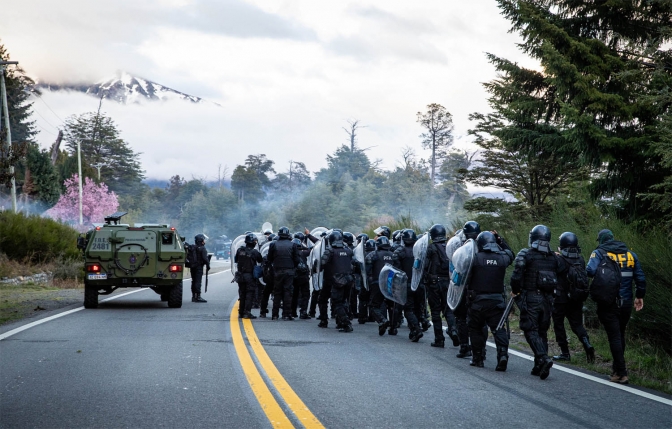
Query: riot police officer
[[291, 237, 312, 319], [446, 221, 482, 355], [268, 226, 299, 320], [319, 231, 356, 332], [365, 236, 395, 335], [342, 232, 358, 319], [190, 234, 210, 303], [422, 224, 452, 348], [235, 233, 263, 318], [466, 231, 514, 370], [356, 236, 375, 324], [552, 232, 594, 363], [392, 228, 423, 342], [259, 235, 278, 318], [510, 225, 561, 380]]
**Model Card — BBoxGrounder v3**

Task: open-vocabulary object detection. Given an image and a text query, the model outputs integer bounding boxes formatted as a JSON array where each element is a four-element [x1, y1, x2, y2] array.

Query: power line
[[31, 105, 61, 131], [34, 92, 65, 123]]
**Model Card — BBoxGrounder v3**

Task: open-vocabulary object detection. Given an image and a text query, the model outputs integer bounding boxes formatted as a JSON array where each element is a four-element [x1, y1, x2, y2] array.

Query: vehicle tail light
[[168, 264, 183, 272], [86, 264, 101, 273]]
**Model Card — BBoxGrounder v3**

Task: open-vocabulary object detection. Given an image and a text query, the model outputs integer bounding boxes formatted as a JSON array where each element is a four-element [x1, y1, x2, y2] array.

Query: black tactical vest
[[272, 239, 295, 270], [523, 249, 559, 292], [428, 243, 450, 277], [325, 246, 353, 277], [236, 247, 254, 273], [469, 252, 508, 295], [373, 249, 394, 281], [399, 245, 414, 279]]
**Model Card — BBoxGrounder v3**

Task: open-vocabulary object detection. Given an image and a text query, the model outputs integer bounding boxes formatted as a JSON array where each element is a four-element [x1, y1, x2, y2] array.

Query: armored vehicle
[[77, 212, 186, 309]]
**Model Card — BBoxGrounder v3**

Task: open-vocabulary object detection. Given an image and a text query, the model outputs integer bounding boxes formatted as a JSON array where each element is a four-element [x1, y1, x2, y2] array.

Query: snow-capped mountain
[[36, 71, 204, 104]]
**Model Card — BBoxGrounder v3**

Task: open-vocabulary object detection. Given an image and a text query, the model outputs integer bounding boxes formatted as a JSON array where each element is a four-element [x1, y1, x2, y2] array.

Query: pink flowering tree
[[45, 175, 119, 229]]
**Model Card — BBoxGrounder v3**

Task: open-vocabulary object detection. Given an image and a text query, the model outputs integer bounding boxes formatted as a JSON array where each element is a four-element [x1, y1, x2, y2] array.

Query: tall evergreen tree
[[496, 0, 672, 219], [416, 103, 454, 186]]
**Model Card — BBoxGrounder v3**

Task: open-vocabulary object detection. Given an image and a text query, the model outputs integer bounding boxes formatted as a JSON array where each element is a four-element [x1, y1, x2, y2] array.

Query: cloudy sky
[[2, 0, 536, 182]]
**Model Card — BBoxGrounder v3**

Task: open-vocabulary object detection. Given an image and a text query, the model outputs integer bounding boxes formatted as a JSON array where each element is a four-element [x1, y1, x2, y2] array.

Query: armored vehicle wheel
[[84, 286, 99, 309], [167, 281, 183, 308]]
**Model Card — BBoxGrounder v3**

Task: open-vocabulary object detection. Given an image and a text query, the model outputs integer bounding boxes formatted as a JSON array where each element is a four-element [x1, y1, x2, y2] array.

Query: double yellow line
[[230, 302, 324, 428]]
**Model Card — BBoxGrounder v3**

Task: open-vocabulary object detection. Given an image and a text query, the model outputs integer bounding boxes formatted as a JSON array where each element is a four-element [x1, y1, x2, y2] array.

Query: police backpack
[[185, 243, 200, 268], [589, 250, 621, 305], [560, 256, 589, 302]]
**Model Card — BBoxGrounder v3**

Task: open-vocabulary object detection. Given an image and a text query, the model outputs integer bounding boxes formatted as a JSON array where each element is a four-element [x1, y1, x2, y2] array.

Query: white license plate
[[87, 274, 107, 280]]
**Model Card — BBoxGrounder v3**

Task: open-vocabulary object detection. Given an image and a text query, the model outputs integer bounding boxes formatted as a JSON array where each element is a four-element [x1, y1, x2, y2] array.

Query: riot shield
[[353, 241, 369, 291], [308, 237, 325, 291], [410, 233, 429, 291], [261, 222, 273, 233], [230, 235, 247, 275], [307, 227, 328, 249], [447, 239, 476, 310], [258, 241, 272, 286], [379, 263, 408, 305]]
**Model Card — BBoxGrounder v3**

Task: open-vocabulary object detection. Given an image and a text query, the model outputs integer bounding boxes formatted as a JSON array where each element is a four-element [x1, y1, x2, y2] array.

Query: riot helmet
[[272, 234, 279, 241], [364, 239, 376, 252], [244, 231, 253, 235], [244, 233, 257, 245], [375, 236, 390, 250], [463, 221, 481, 240], [342, 232, 355, 246], [392, 230, 402, 244], [263, 228, 273, 236], [293, 232, 305, 241], [328, 230, 344, 247], [195, 234, 207, 245], [291, 238, 302, 246], [529, 225, 551, 252], [401, 229, 417, 245], [356, 233, 369, 244], [476, 231, 499, 252], [374, 226, 391, 238], [277, 226, 291, 239], [559, 231, 581, 257], [429, 224, 447, 242], [320, 231, 328, 238]]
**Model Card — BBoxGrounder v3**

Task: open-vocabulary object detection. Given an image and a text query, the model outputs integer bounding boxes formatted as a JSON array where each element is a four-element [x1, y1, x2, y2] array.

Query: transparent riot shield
[[447, 239, 476, 310], [230, 235, 246, 275], [379, 263, 408, 305], [308, 238, 325, 291], [410, 233, 429, 291], [353, 241, 369, 291]]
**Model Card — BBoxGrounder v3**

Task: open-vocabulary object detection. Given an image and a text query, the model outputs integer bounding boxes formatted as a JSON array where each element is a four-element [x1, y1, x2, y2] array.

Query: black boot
[[378, 320, 390, 336], [456, 345, 472, 358], [409, 330, 423, 342], [553, 345, 571, 361], [430, 339, 445, 348], [582, 336, 595, 363], [539, 357, 554, 380], [243, 312, 257, 319], [191, 293, 197, 302], [531, 357, 542, 376], [194, 294, 207, 303], [448, 328, 459, 347], [495, 346, 508, 372]]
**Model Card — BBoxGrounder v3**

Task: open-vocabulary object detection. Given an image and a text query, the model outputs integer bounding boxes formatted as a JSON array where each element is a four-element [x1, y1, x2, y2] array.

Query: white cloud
[[8, 0, 539, 180]]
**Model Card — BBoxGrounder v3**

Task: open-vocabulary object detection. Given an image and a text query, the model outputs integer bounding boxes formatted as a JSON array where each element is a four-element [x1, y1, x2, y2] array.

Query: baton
[[205, 255, 212, 293], [496, 297, 515, 331]]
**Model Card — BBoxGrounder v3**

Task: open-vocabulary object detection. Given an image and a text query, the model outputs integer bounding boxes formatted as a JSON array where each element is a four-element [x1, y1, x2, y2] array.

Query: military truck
[[77, 212, 186, 309], [213, 235, 232, 260]]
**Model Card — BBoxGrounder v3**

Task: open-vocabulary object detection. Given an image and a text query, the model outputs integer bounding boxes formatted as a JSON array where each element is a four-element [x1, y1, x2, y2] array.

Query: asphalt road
[[1, 270, 670, 428]]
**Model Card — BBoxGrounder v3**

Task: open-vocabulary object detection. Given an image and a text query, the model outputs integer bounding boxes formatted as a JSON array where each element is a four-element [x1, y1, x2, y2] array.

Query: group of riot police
[[225, 221, 645, 384]]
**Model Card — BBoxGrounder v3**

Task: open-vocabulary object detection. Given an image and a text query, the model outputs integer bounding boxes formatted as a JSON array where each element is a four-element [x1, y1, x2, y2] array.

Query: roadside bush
[[0, 211, 79, 262]]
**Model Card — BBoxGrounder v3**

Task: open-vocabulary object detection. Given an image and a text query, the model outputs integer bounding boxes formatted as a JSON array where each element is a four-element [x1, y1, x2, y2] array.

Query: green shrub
[[0, 211, 79, 263]]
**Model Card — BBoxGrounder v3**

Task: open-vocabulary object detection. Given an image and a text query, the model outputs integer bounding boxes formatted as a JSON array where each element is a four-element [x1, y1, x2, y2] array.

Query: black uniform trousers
[[309, 287, 319, 316], [368, 282, 388, 324], [272, 269, 295, 317], [451, 302, 468, 345], [618, 300, 634, 354], [427, 278, 449, 341], [414, 284, 429, 326], [552, 300, 588, 350], [468, 295, 508, 361], [518, 290, 553, 360], [403, 283, 420, 332], [358, 287, 370, 322], [597, 300, 627, 376], [291, 275, 310, 316], [349, 286, 358, 318], [329, 279, 352, 327], [317, 282, 332, 322], [237, 273, 256, 315], [191, 267, 204, 294]]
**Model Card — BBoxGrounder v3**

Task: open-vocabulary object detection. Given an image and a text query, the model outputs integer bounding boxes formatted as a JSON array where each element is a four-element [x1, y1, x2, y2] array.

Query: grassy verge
[[506, 314, 672, 395], [0, 281, 83, 325]]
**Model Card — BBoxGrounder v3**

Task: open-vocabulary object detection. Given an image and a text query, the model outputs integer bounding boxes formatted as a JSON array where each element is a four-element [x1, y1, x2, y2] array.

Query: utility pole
[[91, 162, 107, 181], [0, 60, 19, 213], [77, 138, 83, 225]]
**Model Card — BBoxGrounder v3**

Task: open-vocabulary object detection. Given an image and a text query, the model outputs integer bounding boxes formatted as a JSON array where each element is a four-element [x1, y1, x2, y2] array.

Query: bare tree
[[416, 103, 454, 186], [343, 119, 367, 152], [398, 146, 416, 170], [217, 164, 229, 189]]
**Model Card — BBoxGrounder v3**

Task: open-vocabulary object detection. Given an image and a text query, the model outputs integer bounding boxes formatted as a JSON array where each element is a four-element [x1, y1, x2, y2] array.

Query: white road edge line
[[441, 326, 672, 406], [0, 269, 231, 341]]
